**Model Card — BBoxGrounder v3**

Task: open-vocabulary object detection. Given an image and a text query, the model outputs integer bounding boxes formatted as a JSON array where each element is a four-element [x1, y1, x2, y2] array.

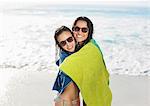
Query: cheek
[[73, 41, 76, 47], [74, 35, 77, 40], [73, 31, 77, 36], [82, 33, 88, 39], [73, 35, 77, 40], [61, 46, 67, 50]]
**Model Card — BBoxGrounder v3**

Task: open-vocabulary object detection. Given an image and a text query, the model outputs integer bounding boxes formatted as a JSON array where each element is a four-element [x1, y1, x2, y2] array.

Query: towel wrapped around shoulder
[[60, 41, 112, 106]]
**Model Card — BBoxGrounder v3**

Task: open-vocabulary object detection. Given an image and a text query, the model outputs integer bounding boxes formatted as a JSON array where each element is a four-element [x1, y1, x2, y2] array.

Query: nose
[[78, 29, 82, 34], [66, 41, 72, 49], [66, 41, 70, 46]]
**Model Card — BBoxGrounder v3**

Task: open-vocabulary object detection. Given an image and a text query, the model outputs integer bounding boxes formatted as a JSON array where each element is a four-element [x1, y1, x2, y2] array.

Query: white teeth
[[77, 35, 82, 38]]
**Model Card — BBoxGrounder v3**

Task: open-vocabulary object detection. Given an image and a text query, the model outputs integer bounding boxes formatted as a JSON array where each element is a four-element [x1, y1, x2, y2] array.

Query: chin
[[77, 39, 84, 43], [68, 49, 74, 52], [68, 51, 73, 52]]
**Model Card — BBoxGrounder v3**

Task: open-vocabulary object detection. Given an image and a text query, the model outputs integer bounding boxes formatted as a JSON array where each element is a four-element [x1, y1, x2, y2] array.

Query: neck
[[78, 41, 84, 46]]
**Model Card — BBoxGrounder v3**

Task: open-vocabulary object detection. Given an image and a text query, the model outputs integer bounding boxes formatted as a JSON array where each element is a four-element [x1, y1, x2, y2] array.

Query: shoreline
[[0, 69, 149, 106]]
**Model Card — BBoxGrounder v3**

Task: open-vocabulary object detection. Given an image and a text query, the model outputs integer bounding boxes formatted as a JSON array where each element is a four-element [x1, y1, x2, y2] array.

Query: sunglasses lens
[[67, 37, 73, 42], [59, 37, 73, 47], [82, 28, 88, 33], [59, 41, 66, 47], [74, 27, 80, 32], [73, 26, 88, 33]]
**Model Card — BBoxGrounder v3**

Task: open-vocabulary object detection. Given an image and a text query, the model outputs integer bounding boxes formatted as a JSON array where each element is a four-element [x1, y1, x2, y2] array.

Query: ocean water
[[0, 3, 150, 76]]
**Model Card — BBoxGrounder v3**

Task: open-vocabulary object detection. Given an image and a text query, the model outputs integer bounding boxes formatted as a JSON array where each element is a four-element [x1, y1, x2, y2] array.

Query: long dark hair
[[72, 16, 94, 51]]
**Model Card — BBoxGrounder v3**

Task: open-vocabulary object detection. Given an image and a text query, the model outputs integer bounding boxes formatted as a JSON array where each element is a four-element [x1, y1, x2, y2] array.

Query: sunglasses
[[59, 36, 74, 47], [72, 26, 88, 33]]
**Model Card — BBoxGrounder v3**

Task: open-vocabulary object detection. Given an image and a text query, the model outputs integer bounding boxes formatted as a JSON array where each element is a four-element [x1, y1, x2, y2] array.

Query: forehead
[[57, 31, 72, 42], [76, 20, 87, 27]]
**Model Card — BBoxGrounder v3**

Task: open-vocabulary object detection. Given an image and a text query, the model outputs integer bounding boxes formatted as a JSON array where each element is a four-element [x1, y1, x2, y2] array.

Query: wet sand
[[110, 74, 150, 106], [0, 69, 149, 106]]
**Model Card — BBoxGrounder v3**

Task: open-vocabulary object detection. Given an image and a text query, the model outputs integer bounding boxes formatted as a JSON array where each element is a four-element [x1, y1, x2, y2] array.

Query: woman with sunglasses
[[52, 26, 80, 106], [59, 17, 112, 106]]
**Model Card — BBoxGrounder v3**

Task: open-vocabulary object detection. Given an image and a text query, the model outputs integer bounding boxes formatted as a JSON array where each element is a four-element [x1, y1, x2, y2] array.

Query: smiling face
[[57, 31, 76, 52], [73, 20, 89, 44]]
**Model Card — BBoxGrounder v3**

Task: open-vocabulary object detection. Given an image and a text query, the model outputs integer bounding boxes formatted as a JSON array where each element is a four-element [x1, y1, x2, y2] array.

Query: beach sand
[[110, 74, 150, 106], [0, 69, 149, 106]]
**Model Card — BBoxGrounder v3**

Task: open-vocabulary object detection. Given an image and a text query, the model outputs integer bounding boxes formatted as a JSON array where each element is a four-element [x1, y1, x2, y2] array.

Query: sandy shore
[[110, 74, 150, 106], [0, 69, 149, 106], [0, 69, 57, 106]]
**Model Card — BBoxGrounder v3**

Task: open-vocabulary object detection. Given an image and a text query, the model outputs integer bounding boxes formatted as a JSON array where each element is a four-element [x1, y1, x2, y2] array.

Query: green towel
[[60, 41, 112, 106]]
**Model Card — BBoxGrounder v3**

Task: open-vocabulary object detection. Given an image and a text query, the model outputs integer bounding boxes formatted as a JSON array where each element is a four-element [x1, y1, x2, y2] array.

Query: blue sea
[[0, 3, 150, 76], [4, 4, 149, 17]]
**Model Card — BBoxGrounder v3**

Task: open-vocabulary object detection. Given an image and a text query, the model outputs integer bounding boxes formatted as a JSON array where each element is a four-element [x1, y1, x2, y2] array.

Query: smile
[[77, 35, 83, 38]]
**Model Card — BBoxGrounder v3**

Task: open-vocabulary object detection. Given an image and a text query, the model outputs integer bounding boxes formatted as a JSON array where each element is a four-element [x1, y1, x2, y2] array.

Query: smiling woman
[[0, 0, 149, 105]]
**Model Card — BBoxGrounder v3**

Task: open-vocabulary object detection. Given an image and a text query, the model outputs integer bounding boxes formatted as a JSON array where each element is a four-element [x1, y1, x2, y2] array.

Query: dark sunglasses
[[72, 26, 88, 33], [59, 36, 74, 47]]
